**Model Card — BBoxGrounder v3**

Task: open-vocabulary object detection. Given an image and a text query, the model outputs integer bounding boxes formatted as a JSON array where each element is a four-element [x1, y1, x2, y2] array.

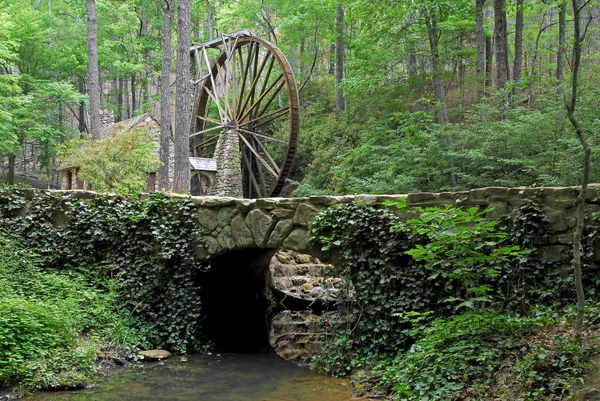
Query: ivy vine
[[308, 200, 594, 375], [0, 188, 203, 353]]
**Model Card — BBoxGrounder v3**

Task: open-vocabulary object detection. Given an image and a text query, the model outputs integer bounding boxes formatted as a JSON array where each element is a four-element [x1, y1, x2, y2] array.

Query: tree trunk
[[299, 37, 305, 74], [511, 0, 524, 103], [131, 74, 137, 115], [424, 6, 455, 187], [557, 0, 567, 96], [485, 5, 493, 96], [566, 0, 589, 341], [207, 0, 214, 40], [7, 154, 15, 185], [494, 0, 509, 90], [457, 35, 465, 116], [424, 9, 449, 125], [328, 44, 335, 75], [159, 0, 173, 191], [124, 78, 131, 119], [78, 77, 87, 136], [173, 0, 191, 193], [86, 0, 101, 140], [476, 0, 486, 102], [335, 3, 346, 114], [406, 12, 418, 82], [289, 45, 296, 74]]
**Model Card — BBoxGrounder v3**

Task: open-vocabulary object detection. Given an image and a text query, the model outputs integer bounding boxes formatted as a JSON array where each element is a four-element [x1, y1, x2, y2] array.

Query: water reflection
[[26, 353, 351, 401]]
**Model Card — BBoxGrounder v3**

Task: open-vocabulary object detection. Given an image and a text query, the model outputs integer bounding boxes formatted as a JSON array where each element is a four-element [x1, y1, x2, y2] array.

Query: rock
[[246, 209, 275, 248], [544, 207, 571, 232], [581, 388, 600, 401], [407, 192, 437, 205], [354, 195, 379, 206], [231, 215, 254, 248], [276, 249, 295, 264], [217, 226, 235, 250], [201, 236, 220, 255], [292, 203, 321, 227], [194, 244, 207, 260], [269, 310, 321, 367], [234, 198, 255, 213], [536, 245, 568, 263], [267, 219, 294, 248], [271, 208, 295, 219], [294, 253, 312, 264], [197, 208, 218, 233], [283, 229, 309, 253], [216, 207, 237, 227], [138, 350, 172, 361]]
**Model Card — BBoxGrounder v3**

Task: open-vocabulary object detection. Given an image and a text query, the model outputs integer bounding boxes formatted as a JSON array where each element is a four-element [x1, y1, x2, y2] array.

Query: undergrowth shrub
[[309, 201, 534, 374], [0, 230, 147, 392], [381, 311, 547, 400], [0, 188, 206, 393], [308, 198, 594, 399], [0, 189, 203, 353]]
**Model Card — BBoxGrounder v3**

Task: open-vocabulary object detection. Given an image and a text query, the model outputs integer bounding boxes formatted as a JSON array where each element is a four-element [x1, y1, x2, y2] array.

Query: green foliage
[[59, 127, 160, 194], [308, 199, 587, 376], [390, 199, 528, 309], [380, 307, 589, 401], [515, 335, 585, 399], [309, 202, 422, 374], [0, 230, 147, 392], [0, 189, 203, 354], [310, 200, 596, 399], [381, 311, 544, 401]]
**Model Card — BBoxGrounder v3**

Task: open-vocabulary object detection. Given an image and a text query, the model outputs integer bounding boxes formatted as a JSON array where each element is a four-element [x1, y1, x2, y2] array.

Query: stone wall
[[182, 185, 600, 271], [13, 185, 600, 272]]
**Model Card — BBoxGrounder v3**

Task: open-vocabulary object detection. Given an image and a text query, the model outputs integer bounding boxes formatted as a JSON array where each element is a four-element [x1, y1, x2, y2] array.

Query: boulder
[[138, 350, 172, 361]]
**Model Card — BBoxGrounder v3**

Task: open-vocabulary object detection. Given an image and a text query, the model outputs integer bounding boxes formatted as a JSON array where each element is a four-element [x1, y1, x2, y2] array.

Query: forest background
[[1, 0, 599, 195]]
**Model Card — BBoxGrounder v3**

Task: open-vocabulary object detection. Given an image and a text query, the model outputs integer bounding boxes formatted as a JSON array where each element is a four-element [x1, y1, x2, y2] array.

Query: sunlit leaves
[[59, 127, 160, 193]]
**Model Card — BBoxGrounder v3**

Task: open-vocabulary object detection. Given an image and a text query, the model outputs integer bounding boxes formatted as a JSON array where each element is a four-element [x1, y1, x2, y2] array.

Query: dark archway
[[196, 248, 277, 352]]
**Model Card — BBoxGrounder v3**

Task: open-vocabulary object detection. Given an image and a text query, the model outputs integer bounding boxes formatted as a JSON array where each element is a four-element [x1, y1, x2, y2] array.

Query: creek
[[25, 353, 351, 401]]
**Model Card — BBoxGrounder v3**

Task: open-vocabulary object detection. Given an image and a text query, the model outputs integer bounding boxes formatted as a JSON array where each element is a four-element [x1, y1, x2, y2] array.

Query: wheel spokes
[[236, 131, 279, 178], [192, 35, 298, 198], [237, 127, 287, 144]]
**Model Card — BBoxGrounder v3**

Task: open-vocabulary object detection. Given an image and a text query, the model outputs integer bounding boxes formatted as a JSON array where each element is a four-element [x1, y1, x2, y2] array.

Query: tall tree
[[484, 4, 493, 95], [565, 0, 589, 340], [511, 0, 524, 103], [159, 0, 173, 191], [207, 0, 215, 40], [476, 0, 486, 102], [335, 3, 346, 114], [423, 6, 449, 125], [86, 0, 101, 140], [173, 0, 191, 193], [494, 0, 508, 90], [557, 0, 567, 96]]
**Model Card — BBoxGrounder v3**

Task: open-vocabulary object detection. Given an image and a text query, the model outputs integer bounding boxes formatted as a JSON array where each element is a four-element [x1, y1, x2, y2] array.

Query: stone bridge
[[9, 186, 600, 362], [166, 185, 599, 266]]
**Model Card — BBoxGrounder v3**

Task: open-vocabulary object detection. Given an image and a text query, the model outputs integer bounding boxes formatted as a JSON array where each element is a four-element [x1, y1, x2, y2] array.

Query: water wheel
[[190, 31, 299, 198]]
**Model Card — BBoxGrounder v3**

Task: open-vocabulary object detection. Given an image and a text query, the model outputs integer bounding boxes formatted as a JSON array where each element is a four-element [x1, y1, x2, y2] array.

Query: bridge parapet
[[166, 185, 600, 268], [10, 185, 600, 267]]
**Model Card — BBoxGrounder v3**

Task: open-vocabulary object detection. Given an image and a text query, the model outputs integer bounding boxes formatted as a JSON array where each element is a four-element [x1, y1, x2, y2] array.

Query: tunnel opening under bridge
[[195, 248, 277, 353]]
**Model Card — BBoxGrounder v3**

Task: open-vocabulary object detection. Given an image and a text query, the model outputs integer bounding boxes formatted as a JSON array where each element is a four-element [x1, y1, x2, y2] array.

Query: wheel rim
[[191, 35, 299, 198]]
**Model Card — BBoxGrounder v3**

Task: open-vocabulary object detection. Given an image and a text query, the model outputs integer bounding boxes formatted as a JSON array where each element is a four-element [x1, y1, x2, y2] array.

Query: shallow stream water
[[26, 353, 352, 401]]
